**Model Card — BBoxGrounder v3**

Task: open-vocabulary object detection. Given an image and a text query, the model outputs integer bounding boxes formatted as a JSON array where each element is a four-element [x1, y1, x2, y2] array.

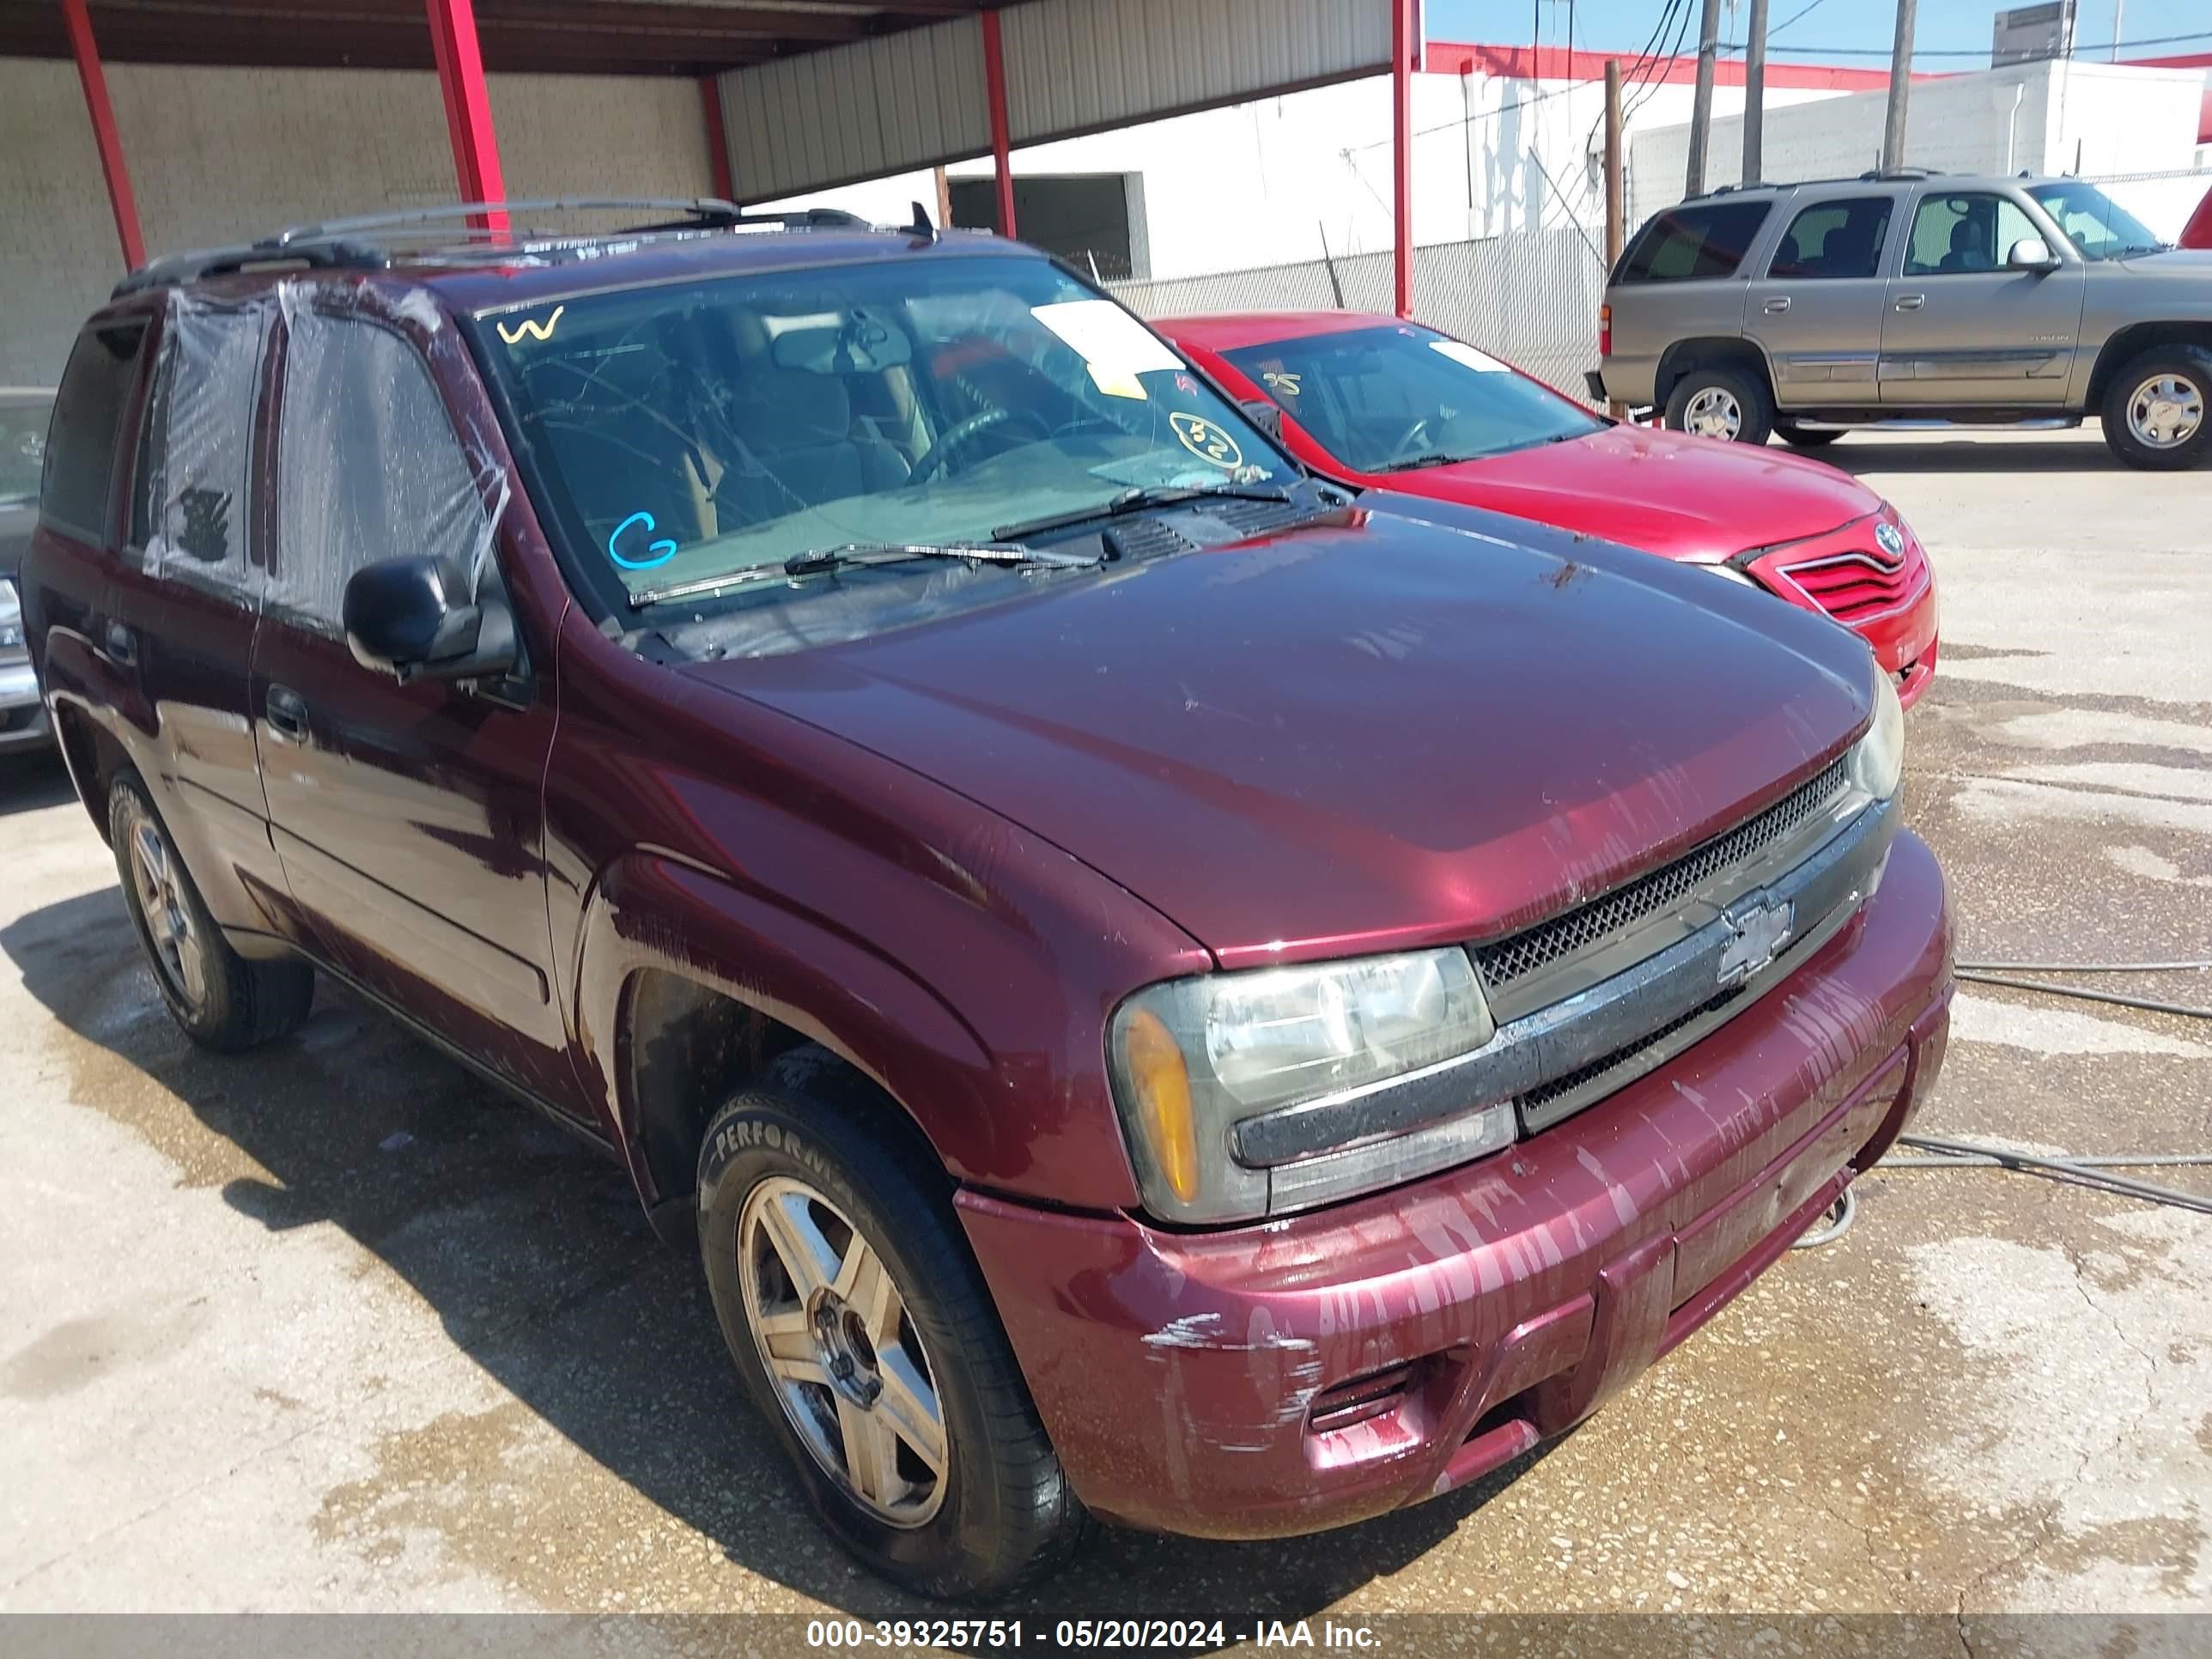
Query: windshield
[[1221, 323, 1602, 474], [2028, 183, 2166, 261], [0, 394, 54, 507], [483, 255, 1291, 604]]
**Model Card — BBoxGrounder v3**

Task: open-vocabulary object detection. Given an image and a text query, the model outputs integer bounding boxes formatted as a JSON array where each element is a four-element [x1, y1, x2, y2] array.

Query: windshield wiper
[[631, 540, 1094, 607], [1373, 451, 1463, 473], [784, 540, 1098, 576], [993, 482, 1293, 542]]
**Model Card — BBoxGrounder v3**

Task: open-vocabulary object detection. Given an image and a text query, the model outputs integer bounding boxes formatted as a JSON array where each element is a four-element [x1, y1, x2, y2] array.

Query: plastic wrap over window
[[272, 299, 498, 632], [139, 295, 271, 596]]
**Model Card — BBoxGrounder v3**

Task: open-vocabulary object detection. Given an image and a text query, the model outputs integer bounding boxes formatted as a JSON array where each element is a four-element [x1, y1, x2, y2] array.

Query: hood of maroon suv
[[1384, 423, 1881, 560], [683, 505, 1873, 969]]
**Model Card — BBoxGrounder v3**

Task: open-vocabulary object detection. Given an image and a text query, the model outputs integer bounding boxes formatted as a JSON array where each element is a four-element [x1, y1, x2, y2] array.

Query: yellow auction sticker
[[1169, 411, 1243, 470]]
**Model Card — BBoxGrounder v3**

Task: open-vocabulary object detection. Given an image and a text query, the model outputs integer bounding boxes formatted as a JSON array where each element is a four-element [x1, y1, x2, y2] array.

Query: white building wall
[[0, 58, 714, 386], [756, 70, 1844, 283], [1630, 62, 2205, 231]]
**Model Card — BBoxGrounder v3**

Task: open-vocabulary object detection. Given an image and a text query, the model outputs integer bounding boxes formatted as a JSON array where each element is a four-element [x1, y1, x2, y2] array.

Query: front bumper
[[0, 661, 50, 750], [957, 830, 1953, 1540]]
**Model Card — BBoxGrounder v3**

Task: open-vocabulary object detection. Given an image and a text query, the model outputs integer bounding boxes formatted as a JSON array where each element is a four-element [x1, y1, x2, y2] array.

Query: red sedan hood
[[1386, 424, 1881, 558], [684, 506, 1871, 969]]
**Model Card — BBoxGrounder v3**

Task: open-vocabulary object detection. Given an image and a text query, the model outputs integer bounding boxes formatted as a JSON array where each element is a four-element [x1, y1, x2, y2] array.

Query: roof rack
[[112, 198, 878, 297], [1684, 166, 1949, 202]]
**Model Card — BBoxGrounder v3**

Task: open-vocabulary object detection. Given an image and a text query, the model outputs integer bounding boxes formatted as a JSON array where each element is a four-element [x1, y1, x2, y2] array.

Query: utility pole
[[1604, 58, 1626, 419], [1685, 0, 1724, 196], [1604, 59, 1625, 272], [1741, 0, 1770, 185], [2110, 0, 2125, 61], [1881, 0, 1917, 173]]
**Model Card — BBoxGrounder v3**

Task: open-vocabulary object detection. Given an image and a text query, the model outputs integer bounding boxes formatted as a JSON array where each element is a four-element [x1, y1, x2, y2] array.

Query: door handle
[[265, 684, 309, 742], [104, 620, 137, 666], [1893, 293, 1926, 311], [1762, 296, 1791, 313]]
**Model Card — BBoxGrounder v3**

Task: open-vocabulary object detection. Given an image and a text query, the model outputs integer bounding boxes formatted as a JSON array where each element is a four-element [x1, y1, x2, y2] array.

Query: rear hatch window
[[1618, 202, 1773, 283]]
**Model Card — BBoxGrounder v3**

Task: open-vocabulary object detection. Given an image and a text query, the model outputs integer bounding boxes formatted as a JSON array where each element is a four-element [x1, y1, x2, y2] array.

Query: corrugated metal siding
[[1002, 0, 1389, 143], [715, 0, 1391, 201], [720, 15, 988, 202]]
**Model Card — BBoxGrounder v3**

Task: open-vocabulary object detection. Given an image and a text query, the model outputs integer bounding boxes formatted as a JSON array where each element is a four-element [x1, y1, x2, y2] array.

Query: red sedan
[[1160, 311, 1938, 708]]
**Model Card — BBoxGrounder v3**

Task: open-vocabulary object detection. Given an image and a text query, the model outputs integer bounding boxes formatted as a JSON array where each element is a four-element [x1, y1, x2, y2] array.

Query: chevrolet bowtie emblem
[[1718, 899, 1795, 983]]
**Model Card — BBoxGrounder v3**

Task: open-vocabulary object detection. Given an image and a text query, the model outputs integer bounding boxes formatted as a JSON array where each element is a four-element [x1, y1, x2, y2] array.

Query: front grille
[[1474, 757, 1850, 992], [1518, 987, 1745, 1114], [1778, 544, 1928, 623]]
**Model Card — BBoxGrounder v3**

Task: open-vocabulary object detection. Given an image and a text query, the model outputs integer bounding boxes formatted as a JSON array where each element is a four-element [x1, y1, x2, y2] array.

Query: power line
[[1765, 0, 1832, 41], [1726, 27, 2212, 57]]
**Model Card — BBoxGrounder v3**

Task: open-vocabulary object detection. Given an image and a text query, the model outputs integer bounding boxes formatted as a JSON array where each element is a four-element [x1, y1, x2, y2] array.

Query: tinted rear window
[[1619, 202, 1773, 283], [42, 323, 147, 539]]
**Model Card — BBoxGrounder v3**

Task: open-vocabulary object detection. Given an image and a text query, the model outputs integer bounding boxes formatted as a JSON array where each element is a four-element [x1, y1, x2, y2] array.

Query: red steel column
[[1392, 0, 1415, 317], [61, 0, 145, 270], [699, 74, 735, 202], [424, 0, 508, 235], [982, 9, 1017, 238]]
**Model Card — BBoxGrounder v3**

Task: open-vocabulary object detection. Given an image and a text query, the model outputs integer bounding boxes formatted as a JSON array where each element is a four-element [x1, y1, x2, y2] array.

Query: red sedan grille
[[1776, 542, 1928, 625]]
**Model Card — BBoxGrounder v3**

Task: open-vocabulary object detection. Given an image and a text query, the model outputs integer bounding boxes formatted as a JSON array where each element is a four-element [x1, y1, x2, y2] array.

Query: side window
[[41, 322, 147, 542], [134, 302, 272, 597], [273, 309, 493, 634], [1618, 203, 1773, 283], [1905, 193, 2040, 277], [1769, 197, 1894, 280]]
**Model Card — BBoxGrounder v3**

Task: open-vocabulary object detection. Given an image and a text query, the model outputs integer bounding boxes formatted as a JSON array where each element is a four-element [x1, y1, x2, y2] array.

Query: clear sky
[[1425, 0, 2209, 69]]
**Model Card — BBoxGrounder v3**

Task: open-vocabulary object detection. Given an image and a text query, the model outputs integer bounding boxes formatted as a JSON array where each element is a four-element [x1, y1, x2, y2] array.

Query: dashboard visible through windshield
[[1223, 322, 1602, 475], [479, 254, 1292, 607]]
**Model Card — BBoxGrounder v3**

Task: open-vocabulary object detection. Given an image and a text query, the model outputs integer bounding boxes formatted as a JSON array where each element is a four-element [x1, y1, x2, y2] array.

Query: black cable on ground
[[1893, 1133, 2212, 1217], [1955, 958, 2212, 974], [1954, 969, 2212, 1021], [1792, 1137, 2212, 1248], [1784, 957, 2212, 1247]]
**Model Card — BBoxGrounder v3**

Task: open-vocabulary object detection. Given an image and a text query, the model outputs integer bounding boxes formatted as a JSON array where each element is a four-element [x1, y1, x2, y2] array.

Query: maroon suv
[[22, 202, 1952, 1599]]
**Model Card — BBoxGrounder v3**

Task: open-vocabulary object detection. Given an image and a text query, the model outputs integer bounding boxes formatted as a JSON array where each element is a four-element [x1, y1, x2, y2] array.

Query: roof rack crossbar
[[111, 199, 881, 299], [270, 197, 750, 246]]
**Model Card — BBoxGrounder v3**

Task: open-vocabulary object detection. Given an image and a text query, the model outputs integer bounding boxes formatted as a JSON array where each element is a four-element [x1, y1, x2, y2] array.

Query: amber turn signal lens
[[1123, 1008, 1200, 1203]]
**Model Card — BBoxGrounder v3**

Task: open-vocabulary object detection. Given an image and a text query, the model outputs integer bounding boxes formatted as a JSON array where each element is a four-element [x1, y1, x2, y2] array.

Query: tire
[[2100, 345, 2212, 471], [109, 771, 314, 1052], [697, 1047, 1088, 1599], [1664, 363, 1775, 446], [1776, 422, 1844, 449]]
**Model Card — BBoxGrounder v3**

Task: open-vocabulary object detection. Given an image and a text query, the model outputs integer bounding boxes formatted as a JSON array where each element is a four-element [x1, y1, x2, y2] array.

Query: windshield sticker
[[608, 509, 678, 570], [496, 305, 566, 346], [1169, 411, 1243, 470], [1430, 339, 1510, 374], [1261, 369, 1302, 398], [1031, 300, 1181, 399]]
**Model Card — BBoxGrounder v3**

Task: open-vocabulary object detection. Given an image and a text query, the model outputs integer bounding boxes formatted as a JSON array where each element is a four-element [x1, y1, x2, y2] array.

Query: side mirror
[[2006, 236, 2058, 271], [1238, 398, 1286, 441], [342, 555, 517, 684]]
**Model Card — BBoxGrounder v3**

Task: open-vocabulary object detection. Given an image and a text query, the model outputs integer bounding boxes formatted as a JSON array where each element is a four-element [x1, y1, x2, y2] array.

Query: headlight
[[1850, 655, 1905, 800], [0, 579, 21, 653], [1109, 949, 1512, 1223], [1697, 562, 1759, 587]]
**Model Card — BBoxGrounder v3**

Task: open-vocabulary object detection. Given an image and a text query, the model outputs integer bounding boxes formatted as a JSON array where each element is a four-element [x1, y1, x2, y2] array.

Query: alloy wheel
[[2127, 373, 2204, 451], [125, 805, 209, 1013], [738, 1176, 949, 1527], [1682, 385, 1743, 441]]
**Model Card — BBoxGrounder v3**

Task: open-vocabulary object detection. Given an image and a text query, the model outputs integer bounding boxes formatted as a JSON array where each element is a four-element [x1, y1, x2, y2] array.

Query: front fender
[[572, 847, 996, 1201]]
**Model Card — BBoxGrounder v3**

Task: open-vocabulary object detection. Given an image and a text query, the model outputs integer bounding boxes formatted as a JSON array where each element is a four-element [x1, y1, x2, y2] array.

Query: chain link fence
[[1110, 225, 1607, 404]]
